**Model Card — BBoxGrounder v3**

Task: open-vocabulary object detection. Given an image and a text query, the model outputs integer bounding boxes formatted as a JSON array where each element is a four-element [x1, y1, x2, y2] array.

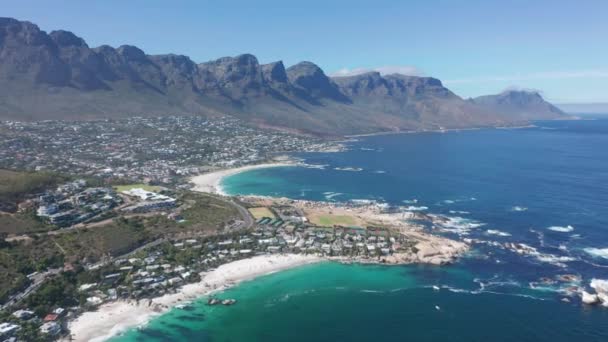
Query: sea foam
[[301, 163, 328, 170], [433, 216, 485, 235], [547, 225, 574, 233], [486, 229, 511, 237], [323, 191, 343, 200], [449, 210, 470, 215], [334, 167, 363, 172], [404, 206, 428, 211], [584, 248, 608, 260]]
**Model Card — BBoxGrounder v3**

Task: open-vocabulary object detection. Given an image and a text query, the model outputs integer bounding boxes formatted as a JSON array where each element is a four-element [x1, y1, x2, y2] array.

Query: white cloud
[[444, 69, 608, 85], [502, 85, 543, 94], [330, 65, 424, 77]]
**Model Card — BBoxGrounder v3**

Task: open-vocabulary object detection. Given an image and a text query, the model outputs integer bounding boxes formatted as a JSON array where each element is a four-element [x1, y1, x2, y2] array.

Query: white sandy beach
[[67, 254, 322, 342], [190, 162, 294, 195]]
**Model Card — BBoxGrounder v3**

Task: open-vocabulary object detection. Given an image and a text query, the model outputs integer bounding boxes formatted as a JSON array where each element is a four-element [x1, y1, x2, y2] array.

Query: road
[[1, 268, 61, 310], [213, 195, 254, 230]]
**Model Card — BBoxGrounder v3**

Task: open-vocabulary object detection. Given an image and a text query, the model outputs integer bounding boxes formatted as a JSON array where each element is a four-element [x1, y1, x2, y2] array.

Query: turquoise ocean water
[[113, 118, 608, 341]]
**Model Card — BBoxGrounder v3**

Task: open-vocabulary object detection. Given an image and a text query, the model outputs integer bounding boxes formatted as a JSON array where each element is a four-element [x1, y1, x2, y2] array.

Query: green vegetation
[[0, 169, 66, 212], [24, 272, 80, 316], [0, 210, 55, 234], [52, 218, 150, 262], [113, 183, 164, 193], [0, 191, 240, 304], [179, 192, 239, 233], [0, 310, 51, 341]]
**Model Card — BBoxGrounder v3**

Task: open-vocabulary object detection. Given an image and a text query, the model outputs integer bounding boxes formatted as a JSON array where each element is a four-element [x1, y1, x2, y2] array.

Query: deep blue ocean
[[115, 117, 608, 342]]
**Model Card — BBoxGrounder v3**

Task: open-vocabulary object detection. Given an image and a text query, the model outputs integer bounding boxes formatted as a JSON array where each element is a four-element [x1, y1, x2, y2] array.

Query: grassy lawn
[[113, 183, 163, 193], [248, 207, 275, 220], [309, 214, 357, 227]]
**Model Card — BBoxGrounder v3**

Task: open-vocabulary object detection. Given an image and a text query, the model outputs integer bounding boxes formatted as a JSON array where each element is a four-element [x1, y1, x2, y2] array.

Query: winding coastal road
[[215, 195, 254, 230], [1, 268, 61, 310]]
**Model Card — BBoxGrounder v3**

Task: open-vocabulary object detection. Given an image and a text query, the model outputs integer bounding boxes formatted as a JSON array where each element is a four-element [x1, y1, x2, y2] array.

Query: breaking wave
[[486, 229, 511, 237], [349, 199, 376, 205], [432, 215, 485, 235], [404, 206, 428, 211], [547, 225, 575, 233], [323, 192, 343, 200], [334, 167, 363, 172], [584, 247, 608, 260], [300, 163, 328, 170]]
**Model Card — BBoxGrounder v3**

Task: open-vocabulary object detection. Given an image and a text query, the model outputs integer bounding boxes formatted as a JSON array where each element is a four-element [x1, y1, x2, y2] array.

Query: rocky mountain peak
[[286, 61, 325, 85], [199, 53, 261, 84], [117, 45, 147, 62], [49, 30, 87, 47], [261, 61, 288, 83], [286, 61, 349, 102]]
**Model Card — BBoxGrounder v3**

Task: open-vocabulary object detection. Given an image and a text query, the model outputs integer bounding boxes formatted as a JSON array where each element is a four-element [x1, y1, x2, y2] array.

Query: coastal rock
[[581, 291, 599, 305], [580, 279, 608, 306], [414, 240, 468, 265], [591, 279, 608, 307]]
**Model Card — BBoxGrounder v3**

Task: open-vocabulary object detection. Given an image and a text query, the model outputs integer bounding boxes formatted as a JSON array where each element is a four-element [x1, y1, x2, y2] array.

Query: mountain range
[[0, 17, 569, 136]]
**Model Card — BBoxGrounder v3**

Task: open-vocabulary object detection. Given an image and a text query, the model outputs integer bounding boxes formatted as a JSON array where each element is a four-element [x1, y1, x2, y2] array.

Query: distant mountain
[[471, 90, 569, 120], [0, 18, 568, 135]]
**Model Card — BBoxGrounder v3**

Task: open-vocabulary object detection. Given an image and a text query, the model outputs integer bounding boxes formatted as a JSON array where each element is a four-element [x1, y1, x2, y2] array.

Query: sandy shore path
[[66, 254, 322, 342], [190, 162, 294, 195]]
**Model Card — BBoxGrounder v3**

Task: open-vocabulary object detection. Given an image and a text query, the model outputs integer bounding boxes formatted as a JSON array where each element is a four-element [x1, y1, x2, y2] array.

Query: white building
[[0, 323, 20, 337], [39, 322, 61, 336]]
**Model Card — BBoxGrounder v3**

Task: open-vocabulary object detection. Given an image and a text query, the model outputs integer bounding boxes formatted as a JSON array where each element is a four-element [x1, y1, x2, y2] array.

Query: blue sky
[[4, 0, 608, 103]]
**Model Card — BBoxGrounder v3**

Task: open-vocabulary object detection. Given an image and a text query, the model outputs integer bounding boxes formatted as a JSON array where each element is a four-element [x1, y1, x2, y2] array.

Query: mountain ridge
[[470, 90, 568, 120], [0, 17, 569, 135]]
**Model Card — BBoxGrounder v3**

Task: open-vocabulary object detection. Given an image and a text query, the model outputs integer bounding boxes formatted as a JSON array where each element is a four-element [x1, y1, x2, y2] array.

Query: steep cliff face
[[0, 18, 70, 86], [0, 17, 567, 135], [286, 61, 350, 103]]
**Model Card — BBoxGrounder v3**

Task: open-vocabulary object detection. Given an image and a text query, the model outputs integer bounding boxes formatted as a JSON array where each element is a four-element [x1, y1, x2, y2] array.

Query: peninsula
[[61, 163, 468, 341]]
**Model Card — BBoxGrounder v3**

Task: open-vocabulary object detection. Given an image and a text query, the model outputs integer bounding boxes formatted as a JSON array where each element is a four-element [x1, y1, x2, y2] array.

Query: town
[[0, 174, 455, 341], [0, 116, 342, 186]]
